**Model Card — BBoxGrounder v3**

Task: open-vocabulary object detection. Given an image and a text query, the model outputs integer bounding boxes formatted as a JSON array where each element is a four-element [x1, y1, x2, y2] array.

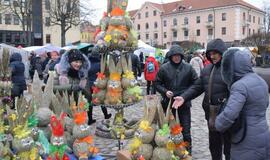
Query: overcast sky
[[90, 0, 267, 25]]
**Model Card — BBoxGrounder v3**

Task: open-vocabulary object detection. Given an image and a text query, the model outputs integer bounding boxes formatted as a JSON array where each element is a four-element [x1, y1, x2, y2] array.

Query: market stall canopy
[[62, 43, 94, 54], [23, 44, 61, 55], [134, 40, 156, 59]]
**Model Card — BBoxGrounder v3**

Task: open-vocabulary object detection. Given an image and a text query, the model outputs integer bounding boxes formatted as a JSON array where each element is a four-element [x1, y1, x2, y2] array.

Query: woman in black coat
[[9, 53, 26, 107], [87, 50, 111, 124]]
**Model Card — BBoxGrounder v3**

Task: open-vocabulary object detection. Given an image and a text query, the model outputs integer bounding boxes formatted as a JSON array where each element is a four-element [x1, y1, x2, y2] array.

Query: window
[[253, 16, 255, 23], [3, 0, 10, 5], [6, 33, 11, 43], [196, 16, 200, 23], [173, 18, 177, 26], [14, 33, 20, 43], [13, 0, 19, 7], [208, 14, 213, 22], [222, 27, 226, 35], [164, 32, 167, 38], [208, 28, 213, 35], [5, 14, 11, 25], [243, 12, 246, 20], [242, 27, 245, 35], [13, 15, 19, 25], [163, 20, 167, 27], [184, 30, 189, 37], [248, 28, 251, 35], [248, 15, 251, 22], [45, 17, 50, 26], [0, 33, 2, 42], [222, 13, 226, 21], [138, 34, 140, 40], [0, 14, 2, 24], [137, 24, 140, 30], [253, 29, 255, 34], [184, 17, 188, 24], [173, 31, 177, 38], [154, 33, 158, 39], [153, 10, 157, 16], [145, 12, 149, 18], [146, 33, 149, 40], [45, 0, 50, 10], [46, 34, 51, 43], [258, 17, 260, 24], [145, 23, 149, 29], [154, 22, 158, 28], [196, 29, 200, 36], [138, 13, 141, 19]]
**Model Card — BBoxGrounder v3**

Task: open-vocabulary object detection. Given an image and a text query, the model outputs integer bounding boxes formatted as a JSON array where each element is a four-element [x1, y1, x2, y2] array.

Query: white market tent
[[23, 44, 62, 55], [134, 40, 156, 61], [0, 43, 31, 79], [61, 45, 77, 51]]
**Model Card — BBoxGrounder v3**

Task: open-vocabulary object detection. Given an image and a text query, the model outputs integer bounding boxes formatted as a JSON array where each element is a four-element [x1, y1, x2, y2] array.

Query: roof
[[129, 9, 139, 17], [129, 0, 263, 17], [163, 0, 264, 15]]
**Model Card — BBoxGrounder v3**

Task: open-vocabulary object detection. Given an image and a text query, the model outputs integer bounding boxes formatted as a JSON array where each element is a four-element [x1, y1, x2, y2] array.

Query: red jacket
[[144, 57, 159, 81]]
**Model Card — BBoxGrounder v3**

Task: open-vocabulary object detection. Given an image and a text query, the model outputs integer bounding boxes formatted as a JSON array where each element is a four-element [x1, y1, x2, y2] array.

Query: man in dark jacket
[[29, 53, 43, 80], [131, 52, 141, 79], [172, 39, 231, 160], [155, 45, 198, 154], [9, 53, 26, 108]]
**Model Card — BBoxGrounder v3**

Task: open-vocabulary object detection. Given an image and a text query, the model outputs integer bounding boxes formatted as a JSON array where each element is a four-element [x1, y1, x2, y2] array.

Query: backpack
[[147, 61, 155, 73]]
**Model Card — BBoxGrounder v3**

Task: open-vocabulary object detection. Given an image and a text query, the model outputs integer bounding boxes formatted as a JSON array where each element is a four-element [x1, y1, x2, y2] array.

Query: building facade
[[0, 0, 80, 47], [130, 0, 265, 48], [80, 22, 96, 43]]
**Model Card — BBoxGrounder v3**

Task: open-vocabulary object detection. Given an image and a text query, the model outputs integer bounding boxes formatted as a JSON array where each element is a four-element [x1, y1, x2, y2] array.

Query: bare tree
[[263, 1, 270, 33], [241, 33, 270, 47], [46, 0, 95, 46], [3, 0, 33, 46]]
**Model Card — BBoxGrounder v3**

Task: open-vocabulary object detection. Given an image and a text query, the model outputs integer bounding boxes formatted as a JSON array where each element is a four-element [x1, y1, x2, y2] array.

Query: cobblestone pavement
[[92, 94, 270, 160]]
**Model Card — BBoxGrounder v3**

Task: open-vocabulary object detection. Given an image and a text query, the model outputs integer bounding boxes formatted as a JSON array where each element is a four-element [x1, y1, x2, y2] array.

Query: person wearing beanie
[[155, 44, 198, 154], [172, 38, 231, 160], [53, 49, 91, 109], [43, 51, 60, 83]]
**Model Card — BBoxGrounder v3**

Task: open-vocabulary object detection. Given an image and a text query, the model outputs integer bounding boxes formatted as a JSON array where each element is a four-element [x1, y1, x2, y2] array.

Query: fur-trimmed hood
[[58, 51, 91, 79], [221, 49, 253, 87]]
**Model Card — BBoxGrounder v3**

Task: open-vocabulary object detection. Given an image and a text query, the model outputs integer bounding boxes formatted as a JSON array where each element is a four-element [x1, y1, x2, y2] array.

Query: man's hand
[[166, 91, 174, 98], [172, 96, 185, 109], [208, 119, 216, 131]]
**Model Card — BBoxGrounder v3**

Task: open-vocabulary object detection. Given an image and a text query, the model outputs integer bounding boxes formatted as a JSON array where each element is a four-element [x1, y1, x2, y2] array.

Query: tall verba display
[[93, 0, 142, 141]]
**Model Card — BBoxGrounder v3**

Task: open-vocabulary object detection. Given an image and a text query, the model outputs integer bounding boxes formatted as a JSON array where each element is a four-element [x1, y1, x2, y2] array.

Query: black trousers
[[11, 85, 26, 109], [161, 98, 192, 153], [87, 87, 109, 122], [87, 105, 108, 121], [209, 129, 231, 160], [146, 81, 156, 95]]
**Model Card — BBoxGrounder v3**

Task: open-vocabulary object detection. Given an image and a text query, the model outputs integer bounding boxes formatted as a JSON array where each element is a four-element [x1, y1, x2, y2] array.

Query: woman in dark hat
[[54, 49, 91, 112]]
